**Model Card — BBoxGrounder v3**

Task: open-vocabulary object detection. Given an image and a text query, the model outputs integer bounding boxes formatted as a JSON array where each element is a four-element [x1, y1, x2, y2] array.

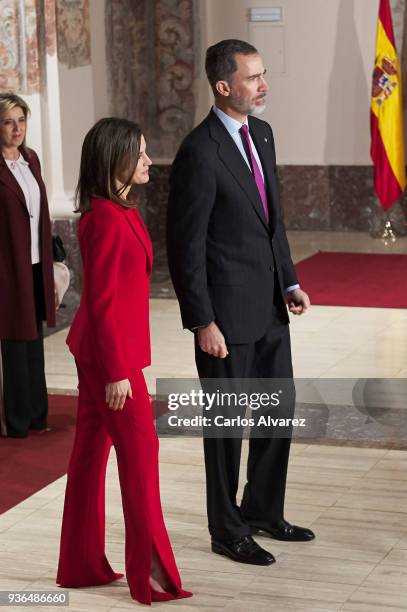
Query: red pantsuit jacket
[[67, 197, 153, 384]]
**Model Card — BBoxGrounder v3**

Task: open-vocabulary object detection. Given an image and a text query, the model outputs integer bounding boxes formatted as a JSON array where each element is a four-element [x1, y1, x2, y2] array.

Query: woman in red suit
[[56, 118, 192, 605]]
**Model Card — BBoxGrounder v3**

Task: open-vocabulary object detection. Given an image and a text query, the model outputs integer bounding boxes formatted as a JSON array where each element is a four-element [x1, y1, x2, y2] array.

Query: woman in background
[[0, 92, 55, 438], [56, 118, 192, 605]]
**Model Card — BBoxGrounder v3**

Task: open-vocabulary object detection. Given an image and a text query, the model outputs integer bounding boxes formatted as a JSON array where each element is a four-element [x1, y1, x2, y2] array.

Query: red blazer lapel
[[123, 207, 153, 273], [91, 198, 154, 273]]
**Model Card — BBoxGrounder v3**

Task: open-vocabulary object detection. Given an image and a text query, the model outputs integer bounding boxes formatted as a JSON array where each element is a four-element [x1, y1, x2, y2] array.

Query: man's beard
[[250, 102, 266, 115], [229, 92, 267, 115]]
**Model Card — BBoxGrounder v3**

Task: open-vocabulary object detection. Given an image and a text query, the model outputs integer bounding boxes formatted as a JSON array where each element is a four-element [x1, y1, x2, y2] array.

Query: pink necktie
[[239, 124, 269, 222]]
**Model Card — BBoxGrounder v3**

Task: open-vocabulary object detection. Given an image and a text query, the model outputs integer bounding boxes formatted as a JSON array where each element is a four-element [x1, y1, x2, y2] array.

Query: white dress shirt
[[212, 105, 299, 293], [5, 154, 41, 264]]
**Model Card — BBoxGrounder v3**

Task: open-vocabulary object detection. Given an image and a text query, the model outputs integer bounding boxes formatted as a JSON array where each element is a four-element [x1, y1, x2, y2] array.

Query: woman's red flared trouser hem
[[56, 362, 192, 605]]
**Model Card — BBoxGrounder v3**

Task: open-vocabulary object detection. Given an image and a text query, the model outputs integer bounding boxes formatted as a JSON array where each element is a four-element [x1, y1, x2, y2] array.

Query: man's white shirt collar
[[212, 105, 249, 136]]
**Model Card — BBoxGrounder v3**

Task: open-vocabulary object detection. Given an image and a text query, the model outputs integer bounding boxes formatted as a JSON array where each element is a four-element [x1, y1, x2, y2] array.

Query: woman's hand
[[105, 379, 133, 411]]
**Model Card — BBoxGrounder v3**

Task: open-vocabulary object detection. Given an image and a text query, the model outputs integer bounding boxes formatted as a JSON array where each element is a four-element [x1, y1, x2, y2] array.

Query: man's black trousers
[[195, 301, 294, 541]]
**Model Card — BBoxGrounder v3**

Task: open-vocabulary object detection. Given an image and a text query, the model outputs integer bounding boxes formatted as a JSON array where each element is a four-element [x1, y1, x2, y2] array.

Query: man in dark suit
[[167, 39, 315, 566]]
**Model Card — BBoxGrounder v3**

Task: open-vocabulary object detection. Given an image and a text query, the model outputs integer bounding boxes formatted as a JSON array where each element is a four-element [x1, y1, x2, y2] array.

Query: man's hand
[[105, 378, 133, 411], [197, 322, 229, 358], [285, 288, 311, 315]]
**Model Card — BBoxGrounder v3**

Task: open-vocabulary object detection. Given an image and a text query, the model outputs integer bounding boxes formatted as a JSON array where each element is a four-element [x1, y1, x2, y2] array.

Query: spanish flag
[[371, 0, 406, 209]]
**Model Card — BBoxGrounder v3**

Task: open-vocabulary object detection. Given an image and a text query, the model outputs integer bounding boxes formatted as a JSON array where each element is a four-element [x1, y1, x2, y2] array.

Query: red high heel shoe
[[150, 587, 193, 602]]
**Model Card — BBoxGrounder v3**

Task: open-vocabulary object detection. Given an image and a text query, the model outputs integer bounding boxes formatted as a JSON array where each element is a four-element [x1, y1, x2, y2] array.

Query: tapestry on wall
[[0, 0, 61, 94], [0, 0, 42, 94], [56, 0, 91, 69], [105, 0, 200, 159]]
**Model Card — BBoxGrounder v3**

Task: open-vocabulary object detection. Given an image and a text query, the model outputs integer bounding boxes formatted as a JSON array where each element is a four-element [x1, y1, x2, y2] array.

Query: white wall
[[89, 0, 109, 120], [198, 0, 380, 165], [58, 64, 95, 193], [57, 0, 110, 194]]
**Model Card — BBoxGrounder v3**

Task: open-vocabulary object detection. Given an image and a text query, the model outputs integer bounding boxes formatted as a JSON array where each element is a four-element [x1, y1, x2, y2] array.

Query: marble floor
[[1, 231, 407, 611]]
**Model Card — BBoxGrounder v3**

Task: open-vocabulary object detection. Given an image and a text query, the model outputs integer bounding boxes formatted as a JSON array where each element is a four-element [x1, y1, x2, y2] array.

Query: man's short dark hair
[[205, 39, 259, 95]]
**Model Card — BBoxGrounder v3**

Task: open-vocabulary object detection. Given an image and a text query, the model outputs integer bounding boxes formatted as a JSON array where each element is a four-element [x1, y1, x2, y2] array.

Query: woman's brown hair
[[75, 117, 142, 213], [0, 92, 31, 157]]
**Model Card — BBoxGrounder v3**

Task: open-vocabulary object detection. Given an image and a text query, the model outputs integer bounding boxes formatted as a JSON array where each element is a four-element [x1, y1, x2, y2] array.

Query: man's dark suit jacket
[[167, 109, 298, 345]]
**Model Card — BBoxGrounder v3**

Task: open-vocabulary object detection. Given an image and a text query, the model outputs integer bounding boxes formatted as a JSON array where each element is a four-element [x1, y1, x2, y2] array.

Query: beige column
[[40, 0, 73, 218]]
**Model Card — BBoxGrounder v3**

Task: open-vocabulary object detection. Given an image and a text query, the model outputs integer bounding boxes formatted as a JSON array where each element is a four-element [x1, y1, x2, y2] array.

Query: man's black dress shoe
[[250, 519, 315, 542], [211, 535, 275, 565]]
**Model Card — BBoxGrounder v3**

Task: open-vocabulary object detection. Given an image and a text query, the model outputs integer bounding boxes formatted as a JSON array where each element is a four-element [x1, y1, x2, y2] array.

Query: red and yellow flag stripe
[[370, 0, 406, 209]]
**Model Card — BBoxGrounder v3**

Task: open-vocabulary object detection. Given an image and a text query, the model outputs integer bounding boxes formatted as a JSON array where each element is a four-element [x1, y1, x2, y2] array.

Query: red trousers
[[56, 362, 191, 605]]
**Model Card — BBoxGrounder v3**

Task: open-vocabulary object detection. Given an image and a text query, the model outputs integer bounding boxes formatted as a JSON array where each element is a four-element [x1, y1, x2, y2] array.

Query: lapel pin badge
[[264, 137, 268, 142]]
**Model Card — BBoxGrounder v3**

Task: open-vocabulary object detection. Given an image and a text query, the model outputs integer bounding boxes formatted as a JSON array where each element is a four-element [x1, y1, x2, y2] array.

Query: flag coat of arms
[[370, 0, 406, 209]]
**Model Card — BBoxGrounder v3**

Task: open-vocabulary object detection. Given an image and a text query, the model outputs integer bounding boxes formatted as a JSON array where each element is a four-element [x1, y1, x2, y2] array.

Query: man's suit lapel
[[248, 117, 278, 232], [208, 111, 270, 232]]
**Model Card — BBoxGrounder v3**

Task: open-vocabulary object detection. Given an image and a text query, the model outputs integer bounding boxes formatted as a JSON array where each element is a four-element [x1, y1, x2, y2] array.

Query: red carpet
[[296, 252, 407, 308], [0, 395, 78, 514], [0, 394, 164, 515]]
